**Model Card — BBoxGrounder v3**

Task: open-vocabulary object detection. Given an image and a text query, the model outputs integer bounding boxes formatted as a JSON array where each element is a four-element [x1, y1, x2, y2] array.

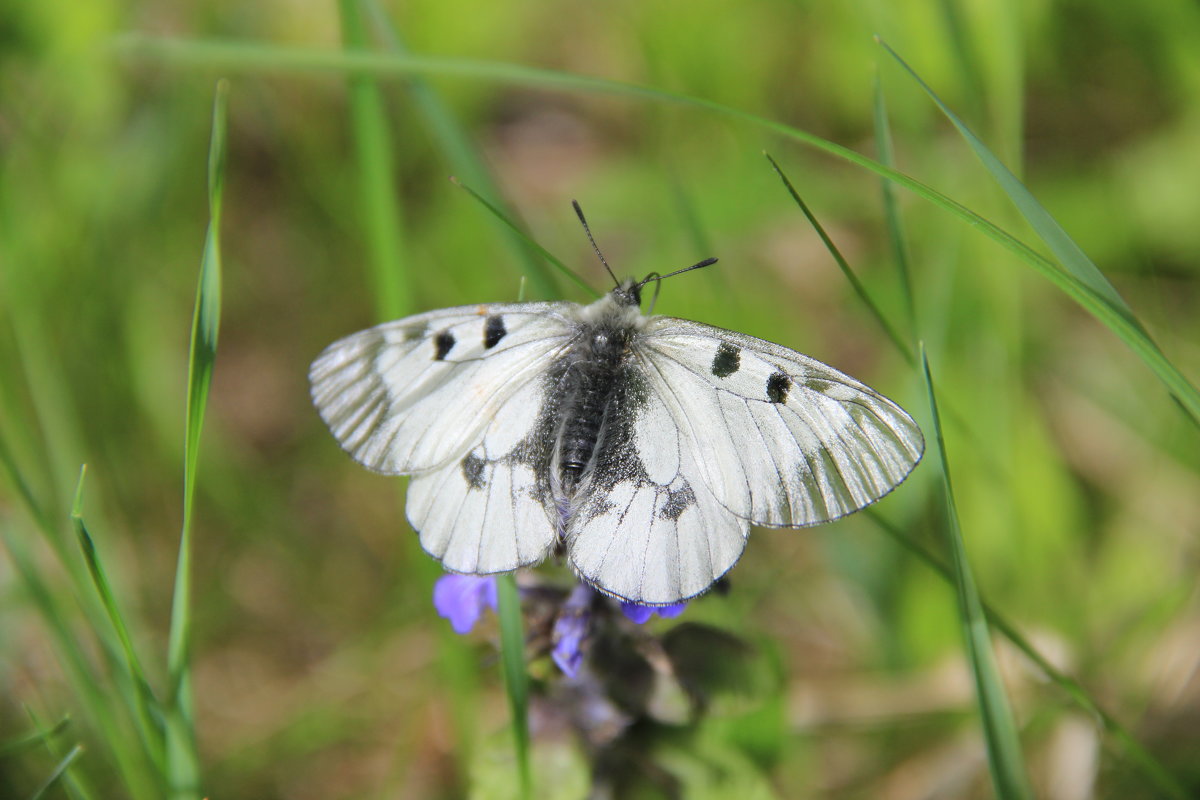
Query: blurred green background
[[2, 0, 1199, 797]]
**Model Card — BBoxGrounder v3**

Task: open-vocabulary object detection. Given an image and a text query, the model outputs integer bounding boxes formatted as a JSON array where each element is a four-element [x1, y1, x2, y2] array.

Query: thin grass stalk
[[165, 79, 228, 800], [29, 744, 85, 800], [867, 510, 1191, 799], [360, 0, 560, 301], [71, 466, 166, 774], [0, 515, 155, 799], [495, 574, 532, 799], [338, 0, 409, 321], [112, 35, 1200, 420], [0, 717, 71, 758], [764, 152, 913, 364], [24, 707, 95, 800], [872, 74, 917, 339], [921, 345, 1033, 799], [452, 178, 598, 298]]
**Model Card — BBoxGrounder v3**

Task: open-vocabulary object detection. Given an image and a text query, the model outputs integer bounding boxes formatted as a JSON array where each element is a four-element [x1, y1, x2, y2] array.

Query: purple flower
[[619, 601, 687, 625], [552, 584, 595, 678], [433, 574, 498, 634]]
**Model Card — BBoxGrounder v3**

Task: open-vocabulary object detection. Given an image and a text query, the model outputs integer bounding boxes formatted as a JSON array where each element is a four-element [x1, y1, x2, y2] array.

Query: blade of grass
[[0, 490, 157, 799], [872, 74, 916, 337], [766, 153, 1010, 497], [765, 152, 914, 365], [921, 344, 1033, 800], [877, 37, 1137, 332], [165, 79, 228, 800], [29, 744, 85, 800], [360, 0, 560, 301], [495, 574, 531, 800], [338, 0, 409, 321], [112, 35, 1200, 421], [0, 717, 71, 757], [24, 706, 95, 800], [934, 0, 986, 125], [867, 509, 1191, 799], [71, 466, 166, 774], [451, 177, 598, 299]]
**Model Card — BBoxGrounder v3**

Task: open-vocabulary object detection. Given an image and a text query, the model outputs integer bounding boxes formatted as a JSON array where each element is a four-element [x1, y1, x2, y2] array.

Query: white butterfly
[[310, 209, 924, 606]]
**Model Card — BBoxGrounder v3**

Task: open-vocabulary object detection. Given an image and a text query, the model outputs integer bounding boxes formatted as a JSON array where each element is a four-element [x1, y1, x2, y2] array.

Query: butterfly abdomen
[[557, 319, 635, 486]]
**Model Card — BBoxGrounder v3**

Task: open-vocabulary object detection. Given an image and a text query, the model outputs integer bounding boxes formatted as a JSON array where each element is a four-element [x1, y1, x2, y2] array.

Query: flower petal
[[552, 584, 595, 677], [620, 600, 687, 624], [433, 574, 497, 634]]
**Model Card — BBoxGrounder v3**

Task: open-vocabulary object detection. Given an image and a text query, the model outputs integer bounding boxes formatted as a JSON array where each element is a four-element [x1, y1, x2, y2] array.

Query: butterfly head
[[610, 279, 643, 309]]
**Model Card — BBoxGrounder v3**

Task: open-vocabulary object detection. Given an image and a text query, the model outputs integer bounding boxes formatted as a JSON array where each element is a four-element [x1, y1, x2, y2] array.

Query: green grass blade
[[112, 35, 1200, 421], [29, 744, 85, 800], [934, 0, 986, 125], [0, 423, 56, 535], [360, 0, 560, 300], [23, 707, 95, 800], [867, 510, 1191, 799], [0, 717, 71, 757], [165, 79, 228, 800], [451, 177, 597, 298], [338, 0, 409, 321], [872, 74, 916, 337], [921, 344, 1033, 800], [71, 466, 166, 773], [876, 39, 1200, 425], [765, 153, 914, 365], [495, 574, 531, 800], [877, 38, 1137, 332], [0, 507, 155, 798]]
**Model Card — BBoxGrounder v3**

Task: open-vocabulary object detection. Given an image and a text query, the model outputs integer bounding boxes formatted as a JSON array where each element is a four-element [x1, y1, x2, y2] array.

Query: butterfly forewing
[[309, 303, 573, 474], [635, 318, 924, 528]]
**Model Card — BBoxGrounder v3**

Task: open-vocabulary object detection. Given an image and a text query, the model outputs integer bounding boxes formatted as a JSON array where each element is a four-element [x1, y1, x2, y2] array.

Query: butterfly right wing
[[309, 302, 573, 474], [310, 303, 576, 574]]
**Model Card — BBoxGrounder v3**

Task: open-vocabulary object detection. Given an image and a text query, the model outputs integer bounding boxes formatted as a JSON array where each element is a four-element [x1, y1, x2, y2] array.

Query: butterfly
[[310, 203, 924, 606]]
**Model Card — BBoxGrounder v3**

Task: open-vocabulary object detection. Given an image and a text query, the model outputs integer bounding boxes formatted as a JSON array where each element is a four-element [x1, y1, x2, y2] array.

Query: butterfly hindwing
[[635, 318, 924, 528], [565, 368, 750, 604], [407, 373, 560, 573], [309, 303, 573, 474]]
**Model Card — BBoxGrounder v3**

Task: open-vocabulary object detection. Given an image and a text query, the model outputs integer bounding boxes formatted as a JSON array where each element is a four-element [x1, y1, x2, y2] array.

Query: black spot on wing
[[433, 330, 456, 360], [711, 342, 740, 378], [461, 452, 485, 489], [658, 482, 695, 521], [767, 371, 791, 404], [484, 314, 507, 349]]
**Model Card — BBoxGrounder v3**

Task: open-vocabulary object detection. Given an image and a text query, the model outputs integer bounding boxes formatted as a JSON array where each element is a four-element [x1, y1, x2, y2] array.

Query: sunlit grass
[[2, 0, 1198, 797]]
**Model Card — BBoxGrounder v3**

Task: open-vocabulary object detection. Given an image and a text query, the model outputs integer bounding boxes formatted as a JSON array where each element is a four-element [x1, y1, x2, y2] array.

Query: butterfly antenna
[[636, 257, 718, 290], [572, 200, 620, 288]]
